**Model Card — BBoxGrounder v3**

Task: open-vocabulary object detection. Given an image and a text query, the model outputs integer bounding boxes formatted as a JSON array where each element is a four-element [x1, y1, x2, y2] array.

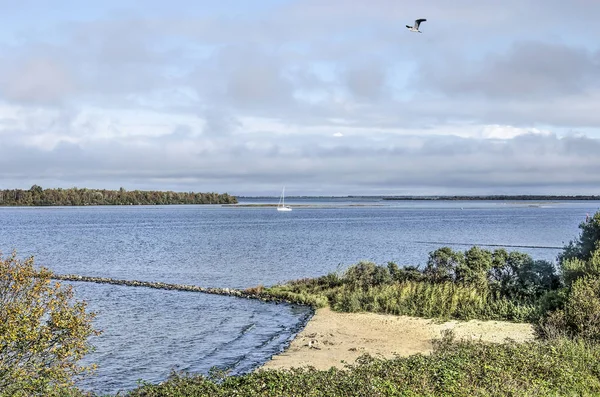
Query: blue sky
[[1, 0, 599, 195]]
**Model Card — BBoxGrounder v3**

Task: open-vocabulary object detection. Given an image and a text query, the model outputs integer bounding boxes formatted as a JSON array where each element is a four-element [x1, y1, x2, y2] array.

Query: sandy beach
[[261, 307, 535, 371]]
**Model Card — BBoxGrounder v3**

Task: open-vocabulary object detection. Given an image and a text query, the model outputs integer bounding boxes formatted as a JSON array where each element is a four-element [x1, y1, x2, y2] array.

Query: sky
[[1, 0, 599, 196]]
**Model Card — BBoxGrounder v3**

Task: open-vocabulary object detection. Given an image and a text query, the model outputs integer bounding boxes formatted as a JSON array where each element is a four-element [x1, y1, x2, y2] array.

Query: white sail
[[277, 187, 292, 211]]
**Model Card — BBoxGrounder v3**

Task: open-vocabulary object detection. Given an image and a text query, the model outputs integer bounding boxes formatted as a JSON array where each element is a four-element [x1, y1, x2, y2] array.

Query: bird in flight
[[406, 18, 427, 33]]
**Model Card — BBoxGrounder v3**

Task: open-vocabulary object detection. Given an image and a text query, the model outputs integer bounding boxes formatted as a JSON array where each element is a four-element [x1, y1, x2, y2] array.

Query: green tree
[[0, 252, 99, 395], [423, 247, 464, 283], [560, 212, 600, 264], [456, 246, 493, 287], [387, 262, 423, 282], [344, 261, 391, 290]]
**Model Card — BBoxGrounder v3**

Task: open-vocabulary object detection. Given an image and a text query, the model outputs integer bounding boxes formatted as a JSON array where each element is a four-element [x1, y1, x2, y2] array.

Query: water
[[1, 198, 598, 394]]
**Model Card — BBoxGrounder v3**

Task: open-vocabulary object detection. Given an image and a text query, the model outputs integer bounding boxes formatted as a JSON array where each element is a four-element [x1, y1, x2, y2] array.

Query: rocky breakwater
[[51, 274, 307, 307]]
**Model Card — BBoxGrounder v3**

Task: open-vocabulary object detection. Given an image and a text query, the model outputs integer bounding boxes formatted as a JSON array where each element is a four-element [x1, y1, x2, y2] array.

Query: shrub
[[561, 246, 600, 288], [0, 252, 99, 396], [539, 211, 600, 340], [488, 251, 560, 300], [387, 262, 424, 282], [343, 261, 392, 290], [540, 276, 600, 341]]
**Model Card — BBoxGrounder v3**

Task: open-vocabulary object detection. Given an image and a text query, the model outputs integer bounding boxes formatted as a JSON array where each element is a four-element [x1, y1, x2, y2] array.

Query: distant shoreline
[[238, 195, 600, 201], [380, 195, 600, 201], [222, 203, 386, 208]]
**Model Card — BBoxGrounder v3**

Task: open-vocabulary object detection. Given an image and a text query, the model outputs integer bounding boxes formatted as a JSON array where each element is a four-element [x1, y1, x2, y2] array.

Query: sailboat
[[277, 187, 292, 212]]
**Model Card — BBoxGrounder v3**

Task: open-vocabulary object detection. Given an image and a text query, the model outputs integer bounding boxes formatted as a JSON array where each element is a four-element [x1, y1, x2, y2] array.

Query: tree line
[[0, 185, 238, 206]]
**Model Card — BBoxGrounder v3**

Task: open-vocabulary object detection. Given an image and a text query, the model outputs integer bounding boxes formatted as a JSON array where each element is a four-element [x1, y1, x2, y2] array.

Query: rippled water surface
[[1, 198, 599, 394]]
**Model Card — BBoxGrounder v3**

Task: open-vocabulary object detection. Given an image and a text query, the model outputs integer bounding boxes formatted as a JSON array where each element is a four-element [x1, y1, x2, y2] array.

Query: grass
[[328, 282, 539, 322]]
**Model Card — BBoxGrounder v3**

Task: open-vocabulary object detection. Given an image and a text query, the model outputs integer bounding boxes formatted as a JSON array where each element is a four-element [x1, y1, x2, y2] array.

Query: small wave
[[412, 241, 562, 249], [257, 331, 285, 348], [240, 323, 256, 335]]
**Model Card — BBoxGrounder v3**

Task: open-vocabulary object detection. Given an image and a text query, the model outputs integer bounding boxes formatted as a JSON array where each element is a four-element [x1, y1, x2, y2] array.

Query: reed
[[327, 281, 538, 321]]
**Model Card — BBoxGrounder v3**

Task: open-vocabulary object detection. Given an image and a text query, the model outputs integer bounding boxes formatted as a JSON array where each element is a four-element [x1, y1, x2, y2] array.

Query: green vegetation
[[0, 252, 99, 396], [264, 246, 559, 322], [0, 185, 237, 206], [539, 211, 600, 341], [4, 211, 600, 396]]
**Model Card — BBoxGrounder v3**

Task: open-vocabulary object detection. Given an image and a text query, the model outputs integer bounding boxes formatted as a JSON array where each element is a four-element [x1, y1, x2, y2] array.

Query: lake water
[[1, 198, 598, 394]]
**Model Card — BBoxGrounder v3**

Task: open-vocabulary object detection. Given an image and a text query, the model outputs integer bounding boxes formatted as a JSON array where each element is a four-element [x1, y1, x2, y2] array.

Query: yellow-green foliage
[[0, 252, 99, 396], [330, 281, 537, 322], [542, 275, 600, 341], [265, 286, 329, 308], [561, 246, 600, 287]]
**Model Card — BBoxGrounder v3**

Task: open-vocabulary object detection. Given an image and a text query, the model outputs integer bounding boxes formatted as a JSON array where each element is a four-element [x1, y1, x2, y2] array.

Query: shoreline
[[261, 307, 535, 371]]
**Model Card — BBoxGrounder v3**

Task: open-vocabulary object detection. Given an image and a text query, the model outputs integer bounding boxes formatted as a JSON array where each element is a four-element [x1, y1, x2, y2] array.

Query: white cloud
[[479, 125, 552, 140]]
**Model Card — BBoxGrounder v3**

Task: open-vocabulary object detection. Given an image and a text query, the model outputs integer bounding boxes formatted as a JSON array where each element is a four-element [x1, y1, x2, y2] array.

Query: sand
[[261, 307, 535, 371]]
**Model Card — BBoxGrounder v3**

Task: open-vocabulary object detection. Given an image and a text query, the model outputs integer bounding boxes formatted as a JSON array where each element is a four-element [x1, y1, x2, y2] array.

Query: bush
[[561, 246, 600, 288], [343, 261, 392, 290], [0, 252, 99, 396], [539, 211, 600, 341], [387, 262, 424, 282], [539, 276, 600, 341]]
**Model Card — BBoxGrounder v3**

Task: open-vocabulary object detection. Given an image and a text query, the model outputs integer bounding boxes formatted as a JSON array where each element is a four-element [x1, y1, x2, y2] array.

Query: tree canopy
[[0, 186, 237, 206]]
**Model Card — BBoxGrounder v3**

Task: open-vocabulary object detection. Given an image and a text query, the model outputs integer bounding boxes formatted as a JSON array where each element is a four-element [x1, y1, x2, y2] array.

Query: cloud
[[201, 107, 241, 137], [344, 60, 388, 101], [2, 108, 599, 195], [0, 55, 76, 105], [478, 125, 551, 140], [417, 41, 600, 100], [1, 1, 600, 194]]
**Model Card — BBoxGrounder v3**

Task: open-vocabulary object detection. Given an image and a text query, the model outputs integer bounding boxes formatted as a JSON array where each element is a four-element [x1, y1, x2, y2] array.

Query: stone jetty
[[52, 274, 302, 306]]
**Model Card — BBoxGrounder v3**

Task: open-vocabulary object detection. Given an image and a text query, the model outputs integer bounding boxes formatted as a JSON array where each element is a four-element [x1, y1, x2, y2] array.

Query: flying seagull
[[406, 18, 427, 33]]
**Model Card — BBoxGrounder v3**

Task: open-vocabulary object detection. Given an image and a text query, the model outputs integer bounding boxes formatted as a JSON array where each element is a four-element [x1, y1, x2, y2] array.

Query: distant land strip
[[413, 241, 563, 249], [237, 195, 600, 200], [51, 274, 299, 305], [0, 185, 237, 206], [381, 195, 600, 201]]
